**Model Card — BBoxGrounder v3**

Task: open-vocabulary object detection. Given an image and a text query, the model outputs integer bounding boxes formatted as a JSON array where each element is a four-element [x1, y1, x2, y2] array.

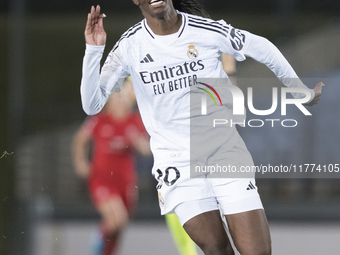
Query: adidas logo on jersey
[[246, 181, 256, 190], [140, 54, 154, 63]]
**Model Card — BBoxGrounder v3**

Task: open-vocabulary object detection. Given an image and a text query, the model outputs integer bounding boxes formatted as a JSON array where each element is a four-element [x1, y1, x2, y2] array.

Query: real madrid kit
[[81, 11, 315, 224]]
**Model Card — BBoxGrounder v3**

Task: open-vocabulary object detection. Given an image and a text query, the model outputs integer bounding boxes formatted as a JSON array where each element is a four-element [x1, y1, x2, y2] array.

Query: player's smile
[[134, 0, 174, 19], [149, 0, 165, 7]]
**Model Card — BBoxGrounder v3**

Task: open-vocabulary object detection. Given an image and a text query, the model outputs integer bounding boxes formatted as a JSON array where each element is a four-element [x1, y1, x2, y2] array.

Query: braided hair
[[172, 0, 210, 18]]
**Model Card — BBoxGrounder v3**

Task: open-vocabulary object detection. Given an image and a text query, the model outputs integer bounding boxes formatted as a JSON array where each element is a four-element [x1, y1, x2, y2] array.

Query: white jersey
[[81, 11, 315, 212]]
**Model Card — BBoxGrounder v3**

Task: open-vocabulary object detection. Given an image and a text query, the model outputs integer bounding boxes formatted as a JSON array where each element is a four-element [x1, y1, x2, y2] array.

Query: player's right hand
[[84, 5, 107, 46]]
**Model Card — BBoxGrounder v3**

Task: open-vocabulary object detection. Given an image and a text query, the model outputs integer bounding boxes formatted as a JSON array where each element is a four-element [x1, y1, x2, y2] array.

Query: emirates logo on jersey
[[187, 44, 198, 59]]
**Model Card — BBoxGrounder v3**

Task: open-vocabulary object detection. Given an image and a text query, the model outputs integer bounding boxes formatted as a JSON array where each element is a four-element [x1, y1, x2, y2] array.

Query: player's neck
[[145, 11, 182, 35]]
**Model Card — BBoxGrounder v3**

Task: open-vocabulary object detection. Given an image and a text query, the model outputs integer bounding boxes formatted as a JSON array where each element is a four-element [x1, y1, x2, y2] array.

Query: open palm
[[84, 5, 107, 46]]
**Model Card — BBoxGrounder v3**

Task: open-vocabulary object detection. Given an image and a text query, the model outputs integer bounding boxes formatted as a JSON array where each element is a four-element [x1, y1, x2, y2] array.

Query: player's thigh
[[225, 209, 271, 255], [174, 198, 234, 254], [213, 179, 270, 254], [183, 210, 234, 255]]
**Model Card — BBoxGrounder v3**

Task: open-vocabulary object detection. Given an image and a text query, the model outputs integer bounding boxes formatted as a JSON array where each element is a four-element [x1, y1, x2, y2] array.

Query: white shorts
[[154, 134, 261, 217], [173, 178, 263, 225]]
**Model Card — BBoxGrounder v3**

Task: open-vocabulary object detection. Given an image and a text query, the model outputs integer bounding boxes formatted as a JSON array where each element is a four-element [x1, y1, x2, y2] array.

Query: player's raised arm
[[81, 5, 110, 116], [243, 33, 324, 104], [85, 5, 107, 46], [81, 5, 129, 116]]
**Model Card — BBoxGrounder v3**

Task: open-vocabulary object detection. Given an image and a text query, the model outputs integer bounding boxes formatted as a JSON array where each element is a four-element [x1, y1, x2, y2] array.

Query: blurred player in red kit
[[72, 78, 150, 255]]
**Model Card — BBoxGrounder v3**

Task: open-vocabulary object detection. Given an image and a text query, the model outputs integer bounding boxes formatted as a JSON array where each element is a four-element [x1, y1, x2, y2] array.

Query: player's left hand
[[305, 82, 324, 106]]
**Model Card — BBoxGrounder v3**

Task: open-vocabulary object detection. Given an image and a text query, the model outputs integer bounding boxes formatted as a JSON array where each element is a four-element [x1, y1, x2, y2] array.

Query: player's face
[[132, 0, 175, 19]]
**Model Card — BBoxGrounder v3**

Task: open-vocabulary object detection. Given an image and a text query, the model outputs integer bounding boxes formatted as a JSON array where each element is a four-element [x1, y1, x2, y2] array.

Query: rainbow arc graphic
[[197, 82, 223, 106]]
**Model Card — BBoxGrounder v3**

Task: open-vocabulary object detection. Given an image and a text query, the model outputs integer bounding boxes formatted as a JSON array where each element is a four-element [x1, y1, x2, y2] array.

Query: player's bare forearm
[[85, 5, 107, 46]]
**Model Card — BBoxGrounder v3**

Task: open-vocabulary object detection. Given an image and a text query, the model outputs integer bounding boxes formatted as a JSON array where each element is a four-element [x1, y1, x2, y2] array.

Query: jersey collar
[[142, 11, 187, 39]]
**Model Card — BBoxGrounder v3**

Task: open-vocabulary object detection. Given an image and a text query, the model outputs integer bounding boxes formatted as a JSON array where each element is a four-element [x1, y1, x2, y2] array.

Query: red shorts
[[88, 175, 137, 212]]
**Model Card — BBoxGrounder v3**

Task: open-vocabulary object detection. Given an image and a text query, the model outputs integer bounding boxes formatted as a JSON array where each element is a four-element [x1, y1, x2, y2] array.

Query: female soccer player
[[165, 53, 238, 255], [73, 80, 150, 255], [80, 1, 323, 254]]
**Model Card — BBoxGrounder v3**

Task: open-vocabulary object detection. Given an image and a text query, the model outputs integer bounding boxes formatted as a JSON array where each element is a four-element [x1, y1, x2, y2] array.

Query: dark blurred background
[[1, 0, 340, 254]]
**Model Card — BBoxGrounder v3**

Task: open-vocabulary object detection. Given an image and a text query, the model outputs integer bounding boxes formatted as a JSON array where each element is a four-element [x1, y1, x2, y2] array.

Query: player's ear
[[132, 0, 140, 6]]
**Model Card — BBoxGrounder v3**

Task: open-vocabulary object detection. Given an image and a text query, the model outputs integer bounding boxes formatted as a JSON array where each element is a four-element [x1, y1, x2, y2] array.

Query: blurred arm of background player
[[72, 124, 92, 179]]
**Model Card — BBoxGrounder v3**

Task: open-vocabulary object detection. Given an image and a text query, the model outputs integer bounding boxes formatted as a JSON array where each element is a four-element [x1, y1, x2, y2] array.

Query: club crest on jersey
[[158, 192, 165, 207], [187, 44, 198, 59]]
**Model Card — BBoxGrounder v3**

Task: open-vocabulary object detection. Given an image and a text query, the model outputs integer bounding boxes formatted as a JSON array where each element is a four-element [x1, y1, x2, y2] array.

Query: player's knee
[[105, 221, 123, 234], [103, 213, 128, 234]]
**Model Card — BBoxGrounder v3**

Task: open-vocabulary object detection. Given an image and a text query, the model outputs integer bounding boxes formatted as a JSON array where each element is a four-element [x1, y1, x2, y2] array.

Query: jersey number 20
[[155, 167, 180, 189]]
